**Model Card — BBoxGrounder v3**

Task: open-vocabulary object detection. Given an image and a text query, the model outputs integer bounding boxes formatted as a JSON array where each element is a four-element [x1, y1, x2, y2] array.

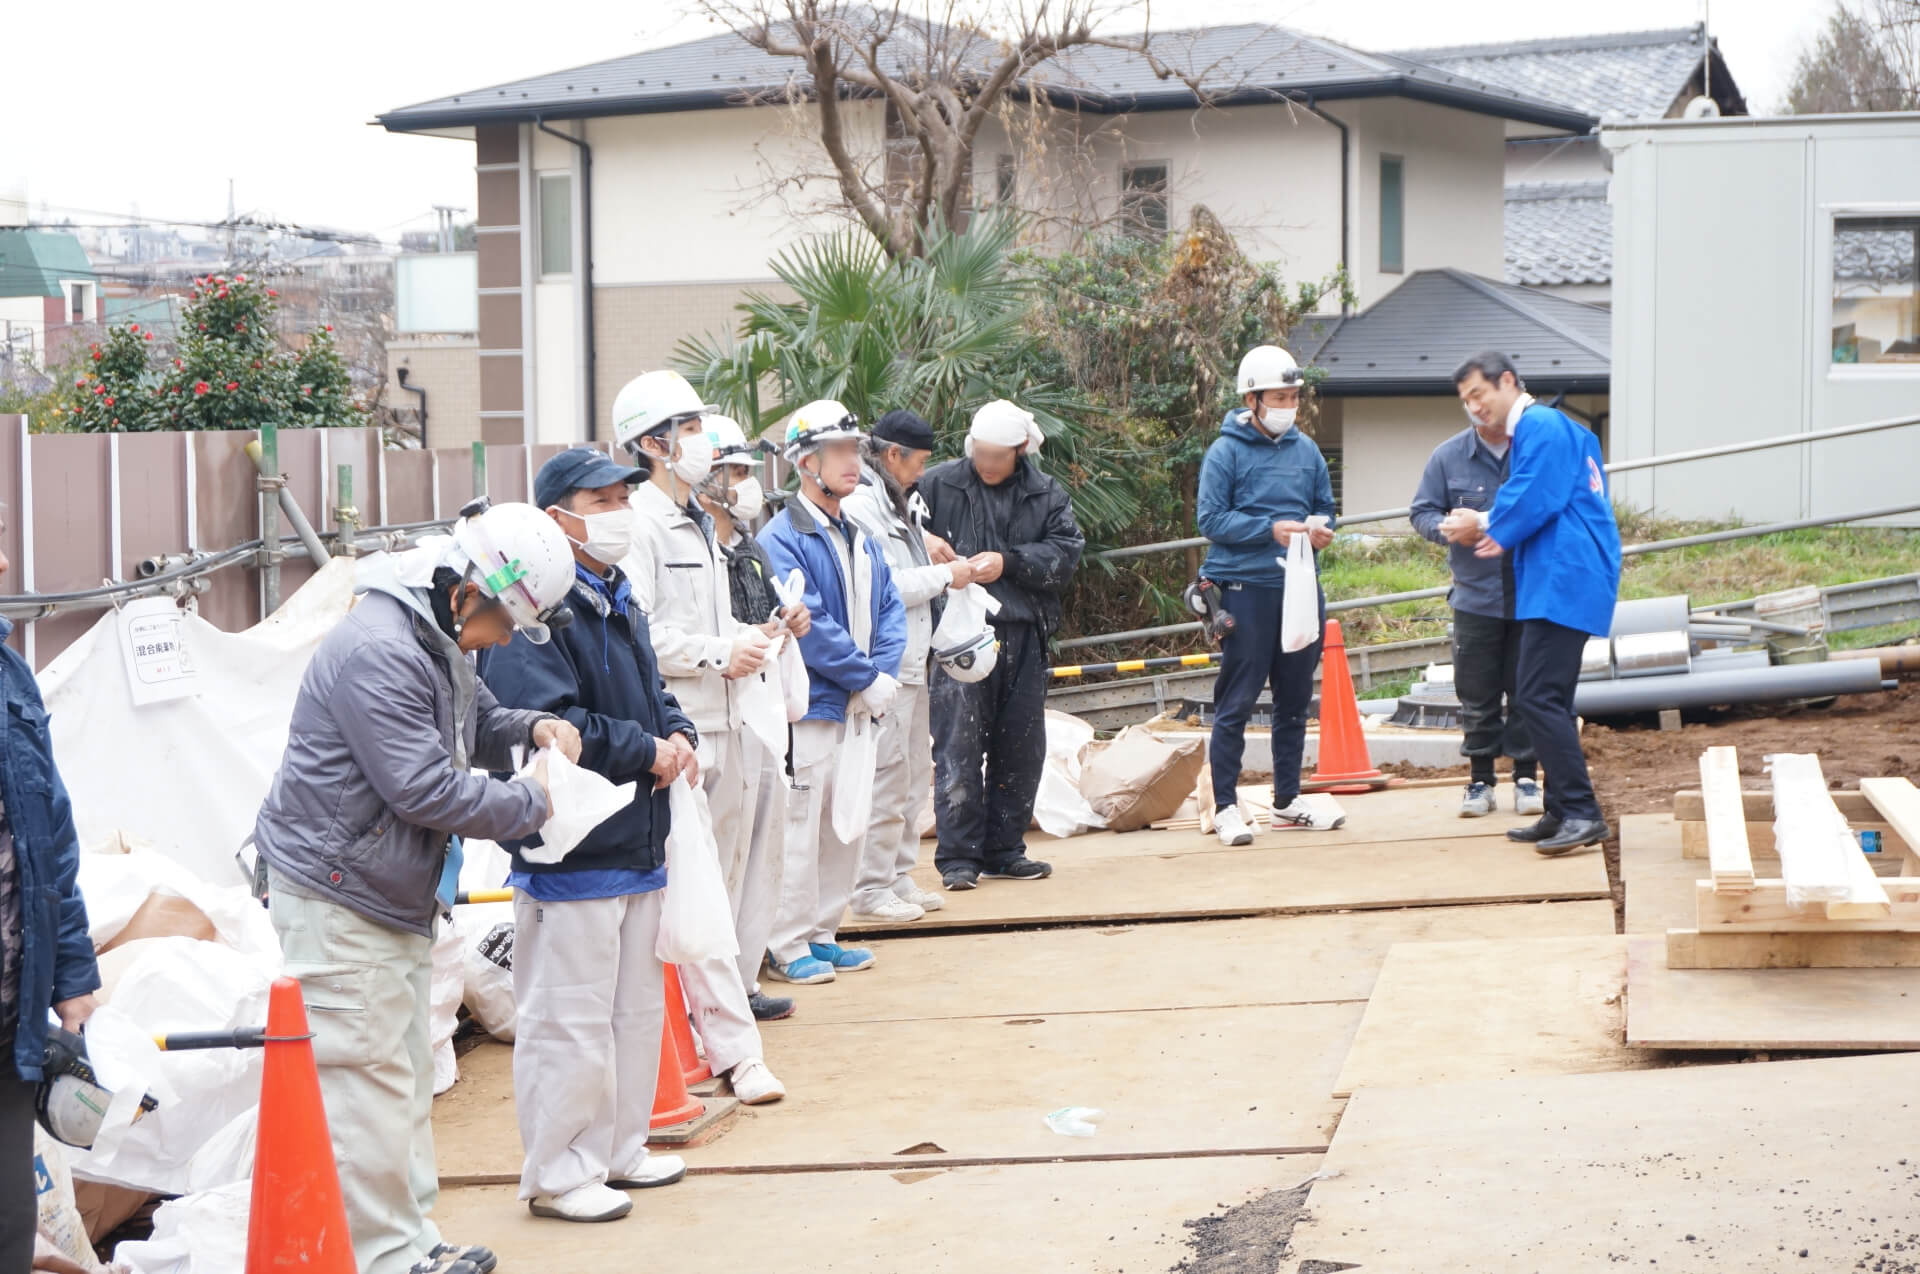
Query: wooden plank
[[1768, 754, 1887, 911], [1698, 746, 1754, 891], [1666, 926, 1920, 968], [1693, 878, 1920, 930], [1290, 1053, 1920, 1272], [1673, 787, 1878, 822], [1679, 818, 1902, 858], [1626, 934, 1920, 1050], [1862, 777, 1920, 875], [1331, 936, 1668, 1098], [1620, 816, 1704, 935]]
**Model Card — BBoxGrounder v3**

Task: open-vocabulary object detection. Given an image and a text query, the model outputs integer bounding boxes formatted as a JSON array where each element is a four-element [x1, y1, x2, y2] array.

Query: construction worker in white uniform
[[691, 414, 813, 1019], [842, 409, 969, 923], [614, 370, 786, 1102], [757, 402, 908, 985]]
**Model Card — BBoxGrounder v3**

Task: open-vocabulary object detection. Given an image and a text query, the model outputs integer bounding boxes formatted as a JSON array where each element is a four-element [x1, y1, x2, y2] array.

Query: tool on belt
[[1183, 577, 1235, 645]]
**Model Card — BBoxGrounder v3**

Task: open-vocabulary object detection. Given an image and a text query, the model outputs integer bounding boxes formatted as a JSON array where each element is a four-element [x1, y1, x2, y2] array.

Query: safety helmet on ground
[[611, 370, 712, 450], [39, 1028, 157, 1149], [703, 414, 764, 468], [1236, 345, 1303, 396], [934, 629, 1000, 683], [448, 499, 577, 644], [782, 399, 865, 464]]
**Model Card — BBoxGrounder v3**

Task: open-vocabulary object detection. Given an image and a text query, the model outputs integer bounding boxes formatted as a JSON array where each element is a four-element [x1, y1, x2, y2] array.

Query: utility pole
[[431, 205, 466, 253], [226, 179, 236, 261]]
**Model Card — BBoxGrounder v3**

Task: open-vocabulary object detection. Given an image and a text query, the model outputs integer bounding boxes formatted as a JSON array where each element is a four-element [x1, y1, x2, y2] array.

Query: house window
[[1120, 163, 1169, 239], [1832, 215, 1919, 365], [995, 154, 1016, 206], [538, 173, 572, 277], [1379, 155, 1405, 274]]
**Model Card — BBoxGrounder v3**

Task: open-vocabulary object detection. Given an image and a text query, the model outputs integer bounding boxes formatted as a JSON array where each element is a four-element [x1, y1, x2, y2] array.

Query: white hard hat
[[935, 628, 999, 683], [611, 370, 711, 449], [783, 399, 864, 463], [1236, 345, 1303, 395], [703, 414, 762, 467], [449, 500, 576, 644], [38, 1027, 155, 1149]]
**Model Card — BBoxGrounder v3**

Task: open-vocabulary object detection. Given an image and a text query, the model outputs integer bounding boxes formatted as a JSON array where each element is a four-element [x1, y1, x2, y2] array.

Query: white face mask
[[1258, 406, 1297, 436], [558, 505, 635, 566], [727, 475, 765, 521], [669, 431, 715, 485]]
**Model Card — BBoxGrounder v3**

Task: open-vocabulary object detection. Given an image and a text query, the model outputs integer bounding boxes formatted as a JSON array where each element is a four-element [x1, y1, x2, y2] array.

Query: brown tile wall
[[591, 280, 793, 436], [388, 339, 484, 454]]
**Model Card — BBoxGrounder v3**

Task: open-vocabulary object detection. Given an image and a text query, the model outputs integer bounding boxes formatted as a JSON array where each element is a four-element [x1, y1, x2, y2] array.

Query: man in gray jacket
[[254, 501, 582, 1274], [844, 410, 974, 922], [1408, 415, 1544, 820]]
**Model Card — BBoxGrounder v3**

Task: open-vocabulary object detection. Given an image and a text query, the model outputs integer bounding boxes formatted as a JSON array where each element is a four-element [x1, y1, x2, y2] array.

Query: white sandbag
[[514, 748, 634, 865], [77, 842, 278, 964], [1033, 711, 1104, 838], [455, 904, 517, 1041], [829, 712, 878, 845], [34, 1128, 100, 1272], [73, 940, 271, 1195], [429, 920, 465, 1095], [112, 1180, 250, 1274], [656, 776, 740, 965]]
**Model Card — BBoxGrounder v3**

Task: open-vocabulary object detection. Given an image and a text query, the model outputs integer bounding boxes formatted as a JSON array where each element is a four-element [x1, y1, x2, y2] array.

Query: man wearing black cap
[[476, 447, 704, 1225], [844, 411, 975, 922]]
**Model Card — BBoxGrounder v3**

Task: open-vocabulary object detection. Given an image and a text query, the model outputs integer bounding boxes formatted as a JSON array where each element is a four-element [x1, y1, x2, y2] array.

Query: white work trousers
[[851, 682, 931, 910], [269, 876, 441, 1274], [510, 888, 666, 1200], [769, 717, 864, 964], [675, 730, 768, 1076]]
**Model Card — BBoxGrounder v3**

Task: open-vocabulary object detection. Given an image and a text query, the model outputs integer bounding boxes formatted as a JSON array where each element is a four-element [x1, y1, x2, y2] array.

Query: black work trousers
[[932, 621, 1048, 873], [1209, 582, 1324, 811], [1451, 609, 1537, 783], [1513, 618, 1602, 822], [0, 1071, 35, 1274]]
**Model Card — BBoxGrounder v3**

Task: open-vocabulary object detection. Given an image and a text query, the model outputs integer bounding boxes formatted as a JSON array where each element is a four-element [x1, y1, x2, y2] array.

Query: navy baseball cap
[[872, 409, 936, 453], [535, 448, 646, 510]]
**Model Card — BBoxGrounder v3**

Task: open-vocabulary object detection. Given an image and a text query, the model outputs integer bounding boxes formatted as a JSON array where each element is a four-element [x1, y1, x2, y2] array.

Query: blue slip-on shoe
[[765, 953, 836, 984], [809, 941, 876, 972]]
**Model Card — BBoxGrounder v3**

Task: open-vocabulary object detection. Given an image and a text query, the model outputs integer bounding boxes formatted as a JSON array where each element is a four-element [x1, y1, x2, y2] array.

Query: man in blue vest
[[1448, 351, 1621, 854]]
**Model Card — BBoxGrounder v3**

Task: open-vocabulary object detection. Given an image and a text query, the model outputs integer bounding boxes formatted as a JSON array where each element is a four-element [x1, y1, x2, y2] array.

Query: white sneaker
[[897, 881, 946, 912], [850, 894, 925, 923], [728, 1058, 787, 1105], [528, 1181, 633, 1222], [1514, 778, 1546, 816], [1272, 799, 1346, 831], [609, 1153, 686, 1189], [1214, 806, 1254, 846]]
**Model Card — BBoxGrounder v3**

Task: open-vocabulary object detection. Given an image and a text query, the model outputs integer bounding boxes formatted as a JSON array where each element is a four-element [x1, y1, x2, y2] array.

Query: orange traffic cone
[[649, 1023, 706, 1129], [662, 965, 713, 1086], [245, 977, 354, 1274], [1307, 619, 1389, 795]]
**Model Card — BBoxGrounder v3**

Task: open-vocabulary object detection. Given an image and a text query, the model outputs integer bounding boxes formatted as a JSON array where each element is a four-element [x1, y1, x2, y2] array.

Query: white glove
[[725, 626, 771, 679], [860, 672, 900, 718]]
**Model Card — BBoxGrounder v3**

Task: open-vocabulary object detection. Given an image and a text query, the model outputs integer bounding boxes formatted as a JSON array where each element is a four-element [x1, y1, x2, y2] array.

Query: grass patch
[[1829, 620, 1920, 651], [1358, 674, 1416, 701]]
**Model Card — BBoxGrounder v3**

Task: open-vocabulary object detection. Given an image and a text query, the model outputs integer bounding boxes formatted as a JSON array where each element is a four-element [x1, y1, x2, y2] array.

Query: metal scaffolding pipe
[[1573, 657, 1889, 715]]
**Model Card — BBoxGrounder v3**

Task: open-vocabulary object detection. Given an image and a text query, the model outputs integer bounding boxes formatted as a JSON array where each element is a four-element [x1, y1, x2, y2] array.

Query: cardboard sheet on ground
[[1289, 1052, 1920, 1273], [842, 831, 1609, 933], [806, 901, 1612, 1025], [1332, 935, 1675, 1097], [40, 560, 358, 887], [434, 1154, 1325, 1274], [435, 1002, 1357, 1179]]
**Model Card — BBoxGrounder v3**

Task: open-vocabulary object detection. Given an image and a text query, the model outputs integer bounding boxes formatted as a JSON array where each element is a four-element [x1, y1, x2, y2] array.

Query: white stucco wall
[[0, 297, 45, 367], [532, 282, 576, 445], [1504, 136, 1609, 187], [1337, 396, 1464, 518], [1606, 114, 1920, 526]]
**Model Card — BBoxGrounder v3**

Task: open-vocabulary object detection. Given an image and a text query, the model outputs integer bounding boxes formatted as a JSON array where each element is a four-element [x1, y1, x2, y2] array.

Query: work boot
[[1506, 814, 1564, 844], [727, 1058, 787, 1105], [941, 867, 980, 891], [896, 879, 946, 912], [983, 856, 1053, 881], [749, 991, 795, 1022], [528, 1182, 633, 1223], [1513, 777, 1545, 816], [1459, 781, 1496, 818], [1272, 799, 1346, 831], [609, 1153, 687, 1189], [1214, 805, 1254, 846], [417, 1245, 497, 1274], [1534, 817, 1610, 856], [849, 894, 924, 923]]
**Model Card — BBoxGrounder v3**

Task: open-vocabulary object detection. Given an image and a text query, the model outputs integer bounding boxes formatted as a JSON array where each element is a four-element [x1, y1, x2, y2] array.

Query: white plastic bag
[[516, 748, 634, 866], [741, 634, 791, 759], [830, 713, 878, 844], [1280, 519, 1325, 654], [929, 582, 1001, 653], [771, 569, 811, 722], [656, 777, 741, 965], [112, 1180, 251, 1274]]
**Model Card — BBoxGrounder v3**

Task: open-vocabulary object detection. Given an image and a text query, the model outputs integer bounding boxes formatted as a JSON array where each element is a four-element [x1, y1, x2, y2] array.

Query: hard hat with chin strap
[[448, 499, 577, 644], [611, 370, 712, 450], [39, 1027, 158, 1149], [783, 399, 865, 463], [1236, 345, 1303, 395], [703, 414, 765, 467], [934, 629, 1000, 683]]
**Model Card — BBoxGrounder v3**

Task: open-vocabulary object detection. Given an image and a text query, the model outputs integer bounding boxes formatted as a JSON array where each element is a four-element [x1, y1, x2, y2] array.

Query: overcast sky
[[8, 0, 1828, 239]]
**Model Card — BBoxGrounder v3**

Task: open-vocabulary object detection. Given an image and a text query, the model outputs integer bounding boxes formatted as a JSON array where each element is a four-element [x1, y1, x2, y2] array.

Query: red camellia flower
[[145, 332, 155, 341], [266, 289, 278, 298], [91, 350, 102, 361], [324, 324, 333, 332], [236, 274, 247, 283], [198, 323, 207, 331], [217, 289, 229, 299], [301, 386, 312, 396], [235, 322, 247, 332], [251, 360, 262, 369], [129, 323, 140, 333], [93, 385, 104, 396], [224, 381, 239, 392], [174, 358, 184, 369], [193, 381, 210, 396], [104, 397, 115, 407], [74, 378, 86, 388]]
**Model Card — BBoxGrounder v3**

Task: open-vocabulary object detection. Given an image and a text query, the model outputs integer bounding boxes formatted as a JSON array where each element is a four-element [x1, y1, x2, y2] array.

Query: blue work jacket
[[1196, 409, 1338, 588], [1485, 403, 1623, 637], [758, 495, 907, 723]]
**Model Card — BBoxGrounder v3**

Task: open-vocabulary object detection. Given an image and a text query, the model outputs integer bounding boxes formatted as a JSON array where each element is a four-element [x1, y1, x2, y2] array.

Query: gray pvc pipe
[[1608, 595, 1690, 638], [1573, 657, 1887, 715]]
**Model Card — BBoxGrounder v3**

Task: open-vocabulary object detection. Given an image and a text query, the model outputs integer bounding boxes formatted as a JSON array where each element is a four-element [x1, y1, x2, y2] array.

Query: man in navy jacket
[[1196, 345, 1343, 845], [477, 448, 705, 1224], [1449, 350, 1621, 855]]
